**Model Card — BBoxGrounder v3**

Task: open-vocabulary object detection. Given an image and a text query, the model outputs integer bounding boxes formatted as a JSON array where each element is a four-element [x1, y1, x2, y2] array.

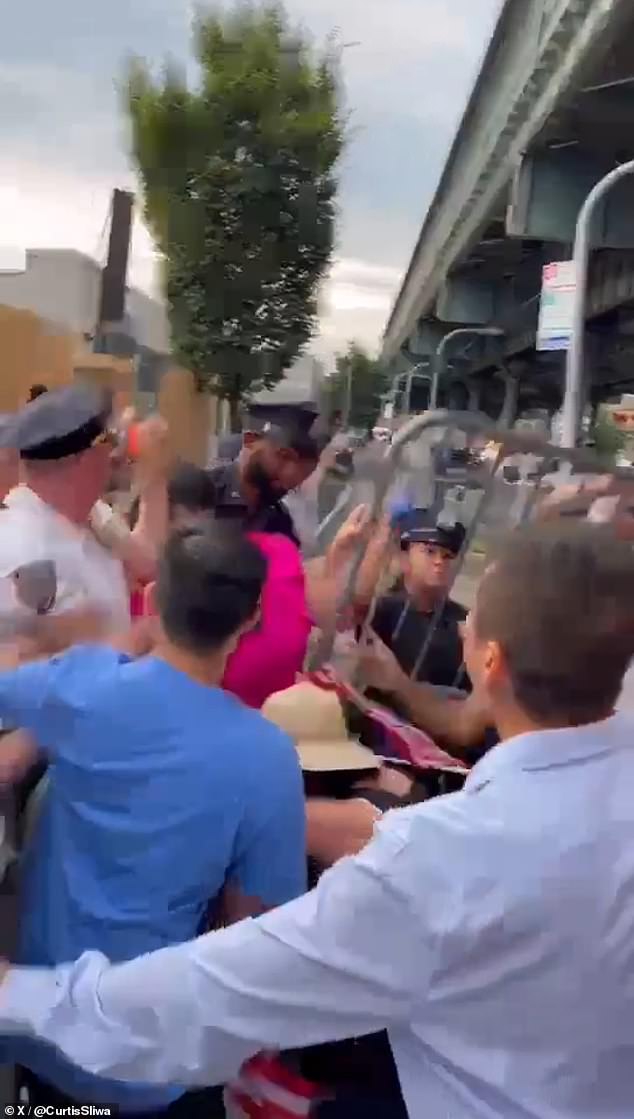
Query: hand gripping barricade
[[306, 409, 634, 777]]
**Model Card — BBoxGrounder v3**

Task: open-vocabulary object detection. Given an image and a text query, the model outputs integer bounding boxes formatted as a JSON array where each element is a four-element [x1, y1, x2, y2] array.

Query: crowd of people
[[0, 381, 632, 1118]]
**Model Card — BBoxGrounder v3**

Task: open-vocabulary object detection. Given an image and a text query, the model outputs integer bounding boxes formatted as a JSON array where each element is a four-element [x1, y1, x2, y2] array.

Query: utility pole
[[342, 361, 353, 429], [94, 188, 134, 353]]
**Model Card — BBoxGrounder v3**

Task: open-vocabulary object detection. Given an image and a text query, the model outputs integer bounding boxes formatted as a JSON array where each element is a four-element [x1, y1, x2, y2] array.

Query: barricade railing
[[309, 410, 634, 686]]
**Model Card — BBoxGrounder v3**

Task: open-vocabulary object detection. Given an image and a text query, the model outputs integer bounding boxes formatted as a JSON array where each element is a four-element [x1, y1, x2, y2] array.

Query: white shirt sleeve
[[0, 815, 427, 1087]]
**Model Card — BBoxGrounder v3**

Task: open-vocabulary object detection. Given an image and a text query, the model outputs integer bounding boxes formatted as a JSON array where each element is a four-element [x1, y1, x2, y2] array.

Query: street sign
[[537, 260, 576, 352]]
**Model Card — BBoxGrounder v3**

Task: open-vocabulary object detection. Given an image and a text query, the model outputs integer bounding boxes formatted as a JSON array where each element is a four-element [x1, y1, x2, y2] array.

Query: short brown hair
[[474, 523, 634, 724]]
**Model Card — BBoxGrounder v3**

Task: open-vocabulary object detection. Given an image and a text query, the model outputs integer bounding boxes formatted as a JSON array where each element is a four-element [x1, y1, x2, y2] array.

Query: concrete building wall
[[126, 283, 170, 353], [0, 250, 99, 340], [0, 248, 169, 352], [251, 354, 325, 408]]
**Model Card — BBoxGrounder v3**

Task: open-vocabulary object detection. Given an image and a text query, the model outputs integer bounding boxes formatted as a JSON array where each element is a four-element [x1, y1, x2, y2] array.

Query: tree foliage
[[125, 3, 344, 409], [326, 342, 387, 431], [591, 410, 628, 465]]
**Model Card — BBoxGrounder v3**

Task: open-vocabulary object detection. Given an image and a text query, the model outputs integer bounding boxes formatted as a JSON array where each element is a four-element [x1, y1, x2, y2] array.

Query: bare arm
[[351, 517, 394, 612], [304, 505, 373, 631], [391, 675, 490, 753], [128, 479, 169, 580], [305, 797, 380, 866], [0, 730, 39, 788], [359, 636, 490, 754], [89, 505, 157, 586]]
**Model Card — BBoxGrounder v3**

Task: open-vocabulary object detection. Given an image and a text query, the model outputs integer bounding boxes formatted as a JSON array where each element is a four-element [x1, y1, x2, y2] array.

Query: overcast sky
[[1, 0, 501, 363]]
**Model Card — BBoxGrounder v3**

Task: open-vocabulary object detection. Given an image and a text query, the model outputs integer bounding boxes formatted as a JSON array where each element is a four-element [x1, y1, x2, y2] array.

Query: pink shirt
[[223, 532, 311, 708], [142, 533, 311, 709]]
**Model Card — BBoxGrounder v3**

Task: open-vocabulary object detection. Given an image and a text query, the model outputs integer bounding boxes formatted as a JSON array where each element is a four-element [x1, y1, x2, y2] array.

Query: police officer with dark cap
[[0, 381, 130, 640], [208, 404, 319, 547], [370, 508, 468, 691]]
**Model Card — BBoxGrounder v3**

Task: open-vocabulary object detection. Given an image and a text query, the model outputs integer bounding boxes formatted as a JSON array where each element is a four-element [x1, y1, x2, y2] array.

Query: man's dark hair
[[168, 462, 217, 516], [474, 523, 634, 724], [156, 526, 267, 654], [28, 384, 48, 402]]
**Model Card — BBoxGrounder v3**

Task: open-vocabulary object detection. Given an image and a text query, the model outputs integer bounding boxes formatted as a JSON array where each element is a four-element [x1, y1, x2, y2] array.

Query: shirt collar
[[5, 484, 50, 515], [464, 713, 633, 792], [4, 484, 86, 540]]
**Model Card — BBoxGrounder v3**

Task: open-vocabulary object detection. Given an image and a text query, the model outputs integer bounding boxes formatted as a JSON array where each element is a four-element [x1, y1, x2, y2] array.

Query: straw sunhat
[[262, 682, 379, 772]]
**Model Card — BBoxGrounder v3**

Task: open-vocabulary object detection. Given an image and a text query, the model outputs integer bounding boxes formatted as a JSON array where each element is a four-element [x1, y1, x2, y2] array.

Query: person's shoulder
[[51, 643, 131, 679], [250, 532, 302, 570], [228, 701, 299, 765], [374, 790, 492, 873], [373, 590, 406, 626], [16, 645, 131, 709], [445, 599, 468, 622], [263, 501, 297, 534], [0, 501, 49, 573]]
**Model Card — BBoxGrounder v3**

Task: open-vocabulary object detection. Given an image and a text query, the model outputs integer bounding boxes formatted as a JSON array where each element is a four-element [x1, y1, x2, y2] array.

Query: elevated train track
[[383, 0, 634, 421]]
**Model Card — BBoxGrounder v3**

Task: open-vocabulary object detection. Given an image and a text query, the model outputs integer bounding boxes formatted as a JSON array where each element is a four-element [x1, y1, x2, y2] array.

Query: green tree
[[125, 3, 344, 426], [326, 342, 387, 431]]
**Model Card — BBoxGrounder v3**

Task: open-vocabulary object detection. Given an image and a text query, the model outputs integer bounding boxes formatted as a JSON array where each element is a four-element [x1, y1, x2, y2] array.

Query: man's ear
[[242, 431, 259, 450], [483, 639, 506, 687]]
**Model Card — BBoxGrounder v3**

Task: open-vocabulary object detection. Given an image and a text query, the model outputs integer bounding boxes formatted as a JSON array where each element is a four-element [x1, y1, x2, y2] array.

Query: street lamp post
[[385, 363, 429, 418], [430, 327, 504, 411], [403, 363, 430, 414], [383, 370, 407, 417], [561, 159, 634, 448]]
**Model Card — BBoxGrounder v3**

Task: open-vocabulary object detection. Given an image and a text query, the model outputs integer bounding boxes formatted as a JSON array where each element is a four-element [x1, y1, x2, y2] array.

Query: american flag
[[224, 1053, 319, 1118], [306, 668, 469, 775]]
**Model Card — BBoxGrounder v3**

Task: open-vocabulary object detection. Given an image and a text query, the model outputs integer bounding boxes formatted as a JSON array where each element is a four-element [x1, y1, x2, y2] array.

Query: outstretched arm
[[358, 634, 490, 753], [0, 817, 424, 1087]]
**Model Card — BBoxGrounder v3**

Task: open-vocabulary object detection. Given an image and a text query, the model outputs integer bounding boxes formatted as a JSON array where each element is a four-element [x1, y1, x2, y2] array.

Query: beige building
[[0, 249, 215, 464]]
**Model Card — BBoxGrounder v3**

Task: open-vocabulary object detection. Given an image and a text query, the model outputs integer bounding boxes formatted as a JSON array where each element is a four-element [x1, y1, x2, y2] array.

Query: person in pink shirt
[[223, 530, 311, 707], [142, 530, 310, 708], [139, 463, 312, 707]]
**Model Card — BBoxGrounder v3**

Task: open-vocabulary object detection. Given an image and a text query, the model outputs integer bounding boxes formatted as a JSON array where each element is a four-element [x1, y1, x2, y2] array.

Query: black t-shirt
[[208, 462, 299, 546], [372, 589, 468, 689]]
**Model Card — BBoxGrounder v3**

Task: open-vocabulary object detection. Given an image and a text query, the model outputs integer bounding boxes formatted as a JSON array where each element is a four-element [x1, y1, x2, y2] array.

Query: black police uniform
[[372, 513, 468, 690], [208, 405, 318, 547], [208, 459, 300, 545]]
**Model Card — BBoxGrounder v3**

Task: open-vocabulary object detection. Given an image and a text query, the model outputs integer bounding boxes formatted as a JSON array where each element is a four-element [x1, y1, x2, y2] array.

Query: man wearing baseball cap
[[208, 407, 319, 546]]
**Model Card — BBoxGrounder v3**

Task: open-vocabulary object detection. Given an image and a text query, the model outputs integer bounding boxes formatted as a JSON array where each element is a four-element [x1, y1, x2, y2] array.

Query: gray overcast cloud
[[1, 0, 500, 359]]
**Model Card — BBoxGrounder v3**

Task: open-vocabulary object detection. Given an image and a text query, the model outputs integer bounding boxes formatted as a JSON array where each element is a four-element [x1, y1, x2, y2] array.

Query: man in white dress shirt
[[1, 523, 634, 1119]]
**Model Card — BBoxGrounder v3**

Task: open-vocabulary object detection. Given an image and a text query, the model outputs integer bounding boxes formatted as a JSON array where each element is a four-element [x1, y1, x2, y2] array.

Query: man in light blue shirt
[[0, 525, 306, 1113], [1, 523, 634, 1119]]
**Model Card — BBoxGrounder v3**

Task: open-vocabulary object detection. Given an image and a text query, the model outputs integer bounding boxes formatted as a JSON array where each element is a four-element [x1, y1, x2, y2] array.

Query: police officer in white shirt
[[0, 383, 130, 643]]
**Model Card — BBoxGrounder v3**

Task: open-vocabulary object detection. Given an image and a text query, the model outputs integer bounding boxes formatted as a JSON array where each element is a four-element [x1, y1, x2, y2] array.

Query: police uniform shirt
[[0, 383, 130, 640], [208, 461, 300, 547], [372, 588, 468, 690], [0, 486, 130, 640]]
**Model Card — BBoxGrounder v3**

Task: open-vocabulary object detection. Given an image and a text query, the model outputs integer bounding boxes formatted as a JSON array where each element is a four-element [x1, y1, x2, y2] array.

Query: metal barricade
[[310, 409, 634, 682]]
